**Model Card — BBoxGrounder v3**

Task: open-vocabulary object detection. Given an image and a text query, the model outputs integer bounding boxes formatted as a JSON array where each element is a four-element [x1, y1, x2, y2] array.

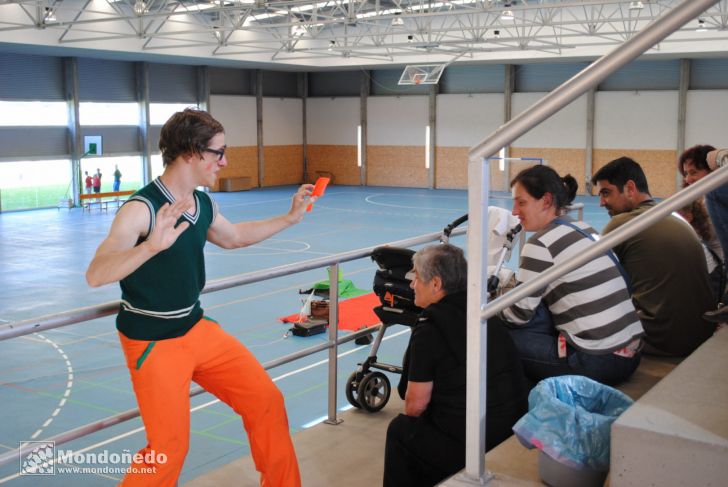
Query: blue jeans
[[113, 180, 121, 192], [495, 305, 640, 386], [706, 184, 728, 260]]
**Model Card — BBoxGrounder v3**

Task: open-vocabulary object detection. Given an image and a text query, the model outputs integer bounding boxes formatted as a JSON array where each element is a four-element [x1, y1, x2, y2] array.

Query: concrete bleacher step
[[610, 327, 728, 487], [184, 397, 403, 487]]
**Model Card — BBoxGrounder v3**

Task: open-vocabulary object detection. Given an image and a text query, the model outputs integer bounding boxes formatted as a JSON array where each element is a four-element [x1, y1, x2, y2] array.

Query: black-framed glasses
[[203, 146, 226, 161]]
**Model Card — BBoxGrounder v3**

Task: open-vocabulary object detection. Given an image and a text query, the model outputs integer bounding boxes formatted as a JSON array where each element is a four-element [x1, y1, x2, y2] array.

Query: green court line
[[199, 416, 241, 434], [190, 429, 248, 447], [29, 389, 124, 415]]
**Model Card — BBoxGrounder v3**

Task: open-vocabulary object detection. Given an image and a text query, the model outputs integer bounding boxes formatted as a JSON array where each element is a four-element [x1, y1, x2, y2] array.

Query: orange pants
[[118, 318, 301, 487]]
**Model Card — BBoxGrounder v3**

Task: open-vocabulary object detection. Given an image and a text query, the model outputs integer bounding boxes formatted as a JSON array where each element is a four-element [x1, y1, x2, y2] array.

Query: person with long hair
[[493, 165, 644, 386]]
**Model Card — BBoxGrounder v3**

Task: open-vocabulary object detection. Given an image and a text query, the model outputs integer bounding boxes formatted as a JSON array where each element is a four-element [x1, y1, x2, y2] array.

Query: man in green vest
[[86, 108, 314, 487]]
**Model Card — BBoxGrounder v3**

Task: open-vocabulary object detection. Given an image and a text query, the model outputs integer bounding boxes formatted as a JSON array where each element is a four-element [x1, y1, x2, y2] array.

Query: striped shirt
[[499, 218, 644, 353]]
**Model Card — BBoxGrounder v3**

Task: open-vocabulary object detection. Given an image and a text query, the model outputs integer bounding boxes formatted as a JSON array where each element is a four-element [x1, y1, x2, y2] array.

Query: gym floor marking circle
[[30, 334, 73, 440]]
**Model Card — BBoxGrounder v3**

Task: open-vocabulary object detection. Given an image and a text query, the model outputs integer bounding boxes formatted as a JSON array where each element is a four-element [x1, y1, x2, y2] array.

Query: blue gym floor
[[0, 185, 611, 485]]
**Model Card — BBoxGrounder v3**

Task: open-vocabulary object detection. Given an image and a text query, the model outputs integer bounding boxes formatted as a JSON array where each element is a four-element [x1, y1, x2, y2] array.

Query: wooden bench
[[79, 190, 135, 212], [219, 177, 252, 192]]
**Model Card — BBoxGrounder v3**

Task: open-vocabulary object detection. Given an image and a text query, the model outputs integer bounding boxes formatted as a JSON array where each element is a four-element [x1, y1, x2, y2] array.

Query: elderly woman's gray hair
[[412, 244, 467, 294]]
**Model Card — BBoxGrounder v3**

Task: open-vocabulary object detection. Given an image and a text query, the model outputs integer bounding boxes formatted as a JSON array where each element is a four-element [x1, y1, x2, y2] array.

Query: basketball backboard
[[398, 64, 446, 86]]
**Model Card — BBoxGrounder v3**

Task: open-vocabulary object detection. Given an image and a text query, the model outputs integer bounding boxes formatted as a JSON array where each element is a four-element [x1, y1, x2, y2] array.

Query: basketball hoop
[[398, 65, 444, 86]]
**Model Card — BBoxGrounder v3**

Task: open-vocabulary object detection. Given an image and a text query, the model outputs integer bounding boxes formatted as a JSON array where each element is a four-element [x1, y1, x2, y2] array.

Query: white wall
[[307, 97, 359, 145], [595, 91, 678, 149], [263, 98, 303, 145], [209, 95, 257, 146], [436, 94, 504, 147], [512, 92, 587, 148], [367, 96, 428, 146], [685, 90, 728, 148]]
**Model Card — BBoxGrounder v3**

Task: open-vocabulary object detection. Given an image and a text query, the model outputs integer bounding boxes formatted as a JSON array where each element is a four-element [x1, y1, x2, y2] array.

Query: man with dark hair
[[591, 157, 716, 356], [87, 108, 310, 487]]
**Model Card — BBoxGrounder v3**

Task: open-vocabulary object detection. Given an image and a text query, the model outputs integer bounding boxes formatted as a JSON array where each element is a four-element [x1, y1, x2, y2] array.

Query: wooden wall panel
[[212, 145, 258, 192], [306, 145, 360, 185], [367, 146, 427, 187], [510, 148, 587, 194], [435, 147, 467, 189], [263, 145, 303, 186], [593, 149, 678, 198], [434, 146, 512, 191]]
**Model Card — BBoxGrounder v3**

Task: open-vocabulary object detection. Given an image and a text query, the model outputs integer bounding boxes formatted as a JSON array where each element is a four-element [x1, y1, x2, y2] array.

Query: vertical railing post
[[457, 156, 491, 483], [324, 263, 343, 425]]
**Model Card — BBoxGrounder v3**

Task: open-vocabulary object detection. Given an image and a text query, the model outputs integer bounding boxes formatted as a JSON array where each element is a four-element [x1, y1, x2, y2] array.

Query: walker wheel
[[345, 372, 361, 408], [357, 372, 391, 413]]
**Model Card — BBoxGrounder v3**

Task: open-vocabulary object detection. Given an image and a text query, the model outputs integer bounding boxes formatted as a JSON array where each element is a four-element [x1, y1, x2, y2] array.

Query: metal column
[[360, 71, 369, 186], [300, 72, 309, 183], [63, 57, 82, 207], [585, 87, 596, 195], [136, 62, 152, 185], [677, 58, 690, 191], [502, 64, 515, 189], [256, 70, 265, 188]]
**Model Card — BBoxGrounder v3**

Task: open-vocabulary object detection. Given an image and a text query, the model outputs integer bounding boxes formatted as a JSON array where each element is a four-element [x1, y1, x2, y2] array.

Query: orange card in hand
[[307, 177, 330, 212]]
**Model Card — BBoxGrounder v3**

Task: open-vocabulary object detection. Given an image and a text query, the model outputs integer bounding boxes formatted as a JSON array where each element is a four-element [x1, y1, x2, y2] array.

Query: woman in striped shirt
[[493, 165, 644, 386]]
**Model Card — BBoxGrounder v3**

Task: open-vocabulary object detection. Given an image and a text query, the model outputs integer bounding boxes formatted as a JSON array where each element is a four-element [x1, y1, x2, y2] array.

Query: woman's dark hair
[[510, 165, 578, 212], [159, 108, 225, 166], [678, 144, 715, 176], [679, 198, 714, 243]]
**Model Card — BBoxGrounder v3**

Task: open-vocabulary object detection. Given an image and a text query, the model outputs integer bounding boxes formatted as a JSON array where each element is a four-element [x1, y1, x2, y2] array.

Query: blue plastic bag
[[512, 375, 633, 471]]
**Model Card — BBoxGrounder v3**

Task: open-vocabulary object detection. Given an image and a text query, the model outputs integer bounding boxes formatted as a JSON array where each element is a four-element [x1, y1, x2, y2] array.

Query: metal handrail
[[0, 228, 465, 342], [461, 0, 722, 482], [0, 227, 466, 467]]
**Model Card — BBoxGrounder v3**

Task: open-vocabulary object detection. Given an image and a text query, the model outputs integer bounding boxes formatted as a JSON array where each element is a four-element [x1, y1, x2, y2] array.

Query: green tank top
[[116, 178, 217, 340]]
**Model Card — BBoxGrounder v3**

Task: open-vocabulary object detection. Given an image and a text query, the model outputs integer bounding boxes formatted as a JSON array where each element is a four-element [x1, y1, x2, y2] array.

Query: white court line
[[364, 193, 467, 211], [0, 328, 410, 485], [28, 334, 74, 441]]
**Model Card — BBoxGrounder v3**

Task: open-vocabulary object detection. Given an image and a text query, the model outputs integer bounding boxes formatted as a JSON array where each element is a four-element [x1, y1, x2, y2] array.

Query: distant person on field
[[592, 157, 716, 356], [84, 171, 92, 194], [113, 165, 122, 192], [93, 168, 102, 194]]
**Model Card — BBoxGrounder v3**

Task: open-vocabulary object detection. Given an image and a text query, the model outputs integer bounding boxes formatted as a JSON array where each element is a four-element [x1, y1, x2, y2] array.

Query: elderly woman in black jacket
[[383, 243, 528, 487]]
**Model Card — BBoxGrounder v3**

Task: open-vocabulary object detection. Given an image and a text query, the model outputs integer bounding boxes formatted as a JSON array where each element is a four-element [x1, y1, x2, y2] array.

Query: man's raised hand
[[146, 198, 193, 253], [287, 184, 316, 223]]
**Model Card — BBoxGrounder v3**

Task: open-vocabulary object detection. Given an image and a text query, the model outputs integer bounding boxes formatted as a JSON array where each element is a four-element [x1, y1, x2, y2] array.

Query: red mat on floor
[[279, 293, 381, 331]]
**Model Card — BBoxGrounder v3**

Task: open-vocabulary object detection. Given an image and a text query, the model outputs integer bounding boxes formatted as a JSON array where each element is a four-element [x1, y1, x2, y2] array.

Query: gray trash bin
[[512, 375, 634, 486]]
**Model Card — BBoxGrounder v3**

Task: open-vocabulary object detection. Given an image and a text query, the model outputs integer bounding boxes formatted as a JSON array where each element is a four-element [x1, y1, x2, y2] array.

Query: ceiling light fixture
[[501, 2, 514, 21], [391, 13, 404, 26], [133, 0, 147, 15], [697, 18, 708, 32], [44, 7, 56, 22], [328, 40, 335, 50], [494, 29, 500, 39], [407, 34, 414, 43], [628, 1, 644, 11]]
